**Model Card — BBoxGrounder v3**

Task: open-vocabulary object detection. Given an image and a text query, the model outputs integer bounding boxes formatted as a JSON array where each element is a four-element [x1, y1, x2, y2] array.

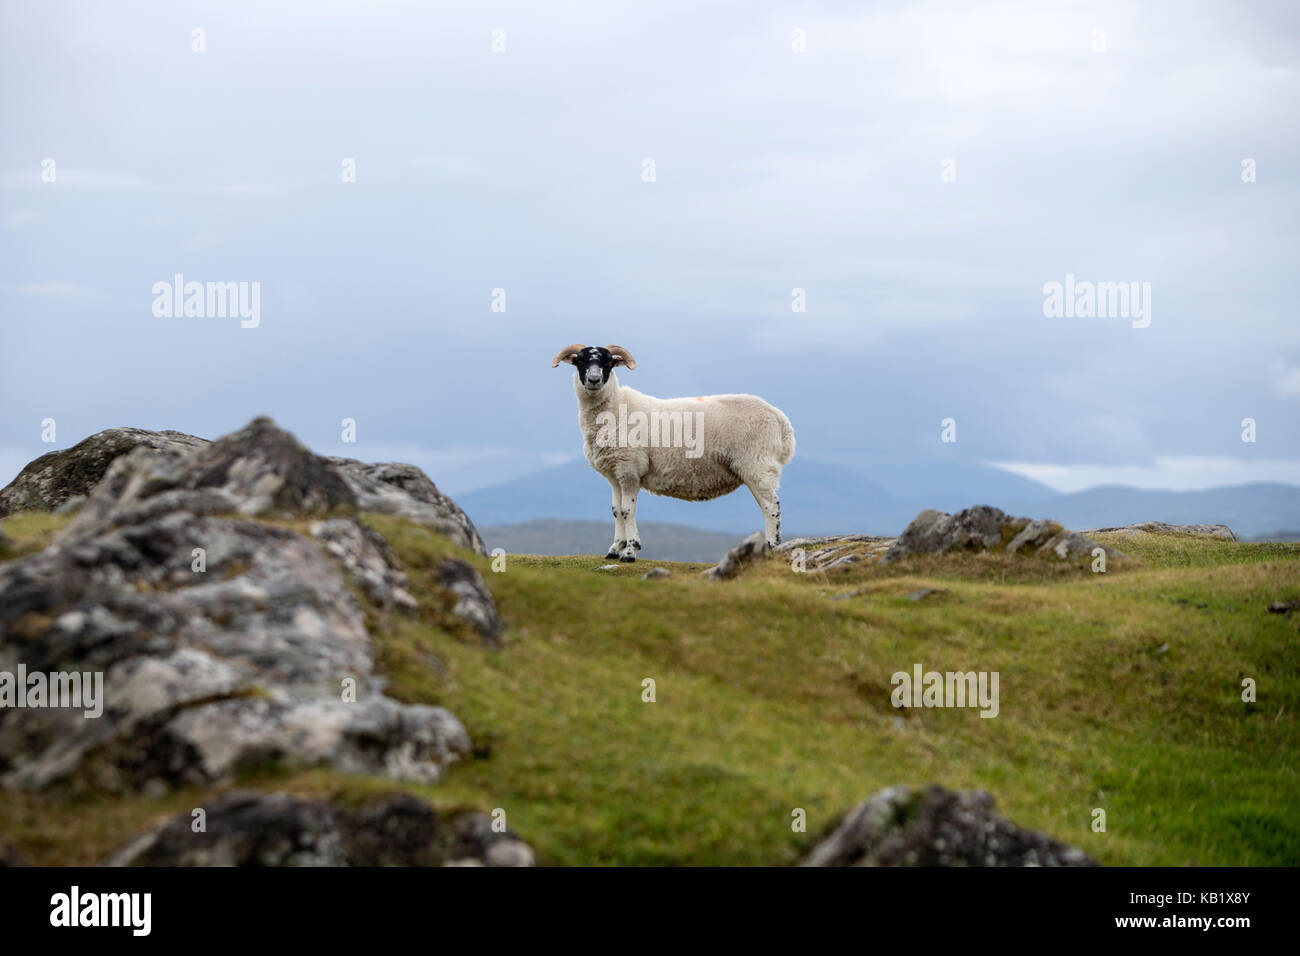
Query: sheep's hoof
[[619, 553, 637, 563], [605, 549, 620, 559]]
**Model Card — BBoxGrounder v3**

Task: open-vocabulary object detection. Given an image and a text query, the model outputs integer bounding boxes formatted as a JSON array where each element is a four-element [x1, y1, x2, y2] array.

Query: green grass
[[2, 511, 1297, 865]]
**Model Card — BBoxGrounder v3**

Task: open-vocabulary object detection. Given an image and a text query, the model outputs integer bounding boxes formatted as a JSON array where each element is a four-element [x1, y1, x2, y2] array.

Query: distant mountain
[[480, 519, 740, 562], [836, 456, 1059, 508], [457, 459, 1300, 542]]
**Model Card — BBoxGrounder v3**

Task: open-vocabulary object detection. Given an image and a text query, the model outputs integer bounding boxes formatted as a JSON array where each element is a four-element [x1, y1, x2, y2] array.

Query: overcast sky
[[1, 0, 1297, 495]]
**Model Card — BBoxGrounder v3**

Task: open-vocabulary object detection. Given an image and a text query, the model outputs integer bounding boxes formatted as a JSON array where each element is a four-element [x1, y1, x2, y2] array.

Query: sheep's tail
[[776, 410, 795, 465]]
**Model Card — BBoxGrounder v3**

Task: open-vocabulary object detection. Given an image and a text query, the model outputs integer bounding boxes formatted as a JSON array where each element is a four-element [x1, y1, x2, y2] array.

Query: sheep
[[552, 343, 795, 562]]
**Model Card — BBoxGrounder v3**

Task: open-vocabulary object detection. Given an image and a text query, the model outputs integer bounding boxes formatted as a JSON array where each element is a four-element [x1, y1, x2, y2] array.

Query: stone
[[0, 509, 470, 793], [436, 559, 504, 647], [104, 790, 534, 867], [803, 785, 1097, 867], [702, 531, 768, 580], [0, 428, 209, 518], [882, 506, 1124, 564]]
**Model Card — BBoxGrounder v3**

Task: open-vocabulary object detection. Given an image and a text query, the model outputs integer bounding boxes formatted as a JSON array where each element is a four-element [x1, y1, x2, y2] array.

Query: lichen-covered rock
[[0, 428, 209, 519], [702, 531, 768, 580], [310, 518, 417, 610], [327, 458, 486, 556], [803, 785, 1097, 867], [437, 559, 504, 646], [5, 418, 486, 558], [774, 534, 893, 554], [56, 417, 353, 542], [1088, 521, 1237, 541], [104, 790, 534, 867], [882, 506, 1124, 564], [0, 510, 470, 793]]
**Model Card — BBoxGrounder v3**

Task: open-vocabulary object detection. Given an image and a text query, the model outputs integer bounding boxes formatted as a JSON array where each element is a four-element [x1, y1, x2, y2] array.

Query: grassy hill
[[2, 511, 1297, 866]]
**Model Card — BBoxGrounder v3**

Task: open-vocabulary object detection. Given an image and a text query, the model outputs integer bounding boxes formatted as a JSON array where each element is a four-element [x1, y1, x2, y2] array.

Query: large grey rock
[[105, 790, 534, 867], [0, 509, 470, 793], [0, 428, 209, 519], [803, 785, 1097, 867], [56, 417, 354, 543], [1088, 521, 1237, 541], [883, 506, 1123, 564], [5, 418, 485, 557]]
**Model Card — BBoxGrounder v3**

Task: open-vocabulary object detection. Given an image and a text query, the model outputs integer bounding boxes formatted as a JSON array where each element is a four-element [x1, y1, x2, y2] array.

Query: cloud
[[989, 456, 1300, 493]]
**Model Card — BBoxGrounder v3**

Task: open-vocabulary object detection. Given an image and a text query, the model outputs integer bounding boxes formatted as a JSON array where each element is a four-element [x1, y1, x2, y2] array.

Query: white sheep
[[552, 344, 795, 561]]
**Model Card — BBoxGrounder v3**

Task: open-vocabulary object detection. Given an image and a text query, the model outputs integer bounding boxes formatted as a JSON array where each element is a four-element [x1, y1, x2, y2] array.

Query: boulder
[[104, 790, 534, 867], [0, 428, 209, 518], [803, 785, 1097, 867], [0, 510, 470, 792], [883, 506, 1123, 564], [1, 418, 485, 557]]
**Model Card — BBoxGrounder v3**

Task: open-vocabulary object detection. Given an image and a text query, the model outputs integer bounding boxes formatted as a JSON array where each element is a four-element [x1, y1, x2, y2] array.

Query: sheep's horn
[[551, 344, 586, 368], [606, 345, 636, 370]]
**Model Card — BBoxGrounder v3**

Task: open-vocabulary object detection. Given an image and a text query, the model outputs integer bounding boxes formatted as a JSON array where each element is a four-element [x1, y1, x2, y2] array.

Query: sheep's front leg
[[605, 480, 627, 559], [616, 476, 642, 562]]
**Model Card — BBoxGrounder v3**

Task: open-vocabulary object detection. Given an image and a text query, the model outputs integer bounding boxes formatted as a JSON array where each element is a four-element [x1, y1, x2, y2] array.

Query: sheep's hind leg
[[616, 476, 642, 562], [744, 471, 782, 549], [605, 481, 627, 559]]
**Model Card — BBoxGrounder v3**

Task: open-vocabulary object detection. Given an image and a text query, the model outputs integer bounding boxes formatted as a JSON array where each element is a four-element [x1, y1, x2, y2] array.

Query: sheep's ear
[[606, 345, 636, 370], [551, 344, 586, 368]]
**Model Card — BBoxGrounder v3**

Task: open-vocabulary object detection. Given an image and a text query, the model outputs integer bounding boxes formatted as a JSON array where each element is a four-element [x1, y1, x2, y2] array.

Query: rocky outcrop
[[1, 418, 486, 557], [803, 785, 1097, 867], [0, 428, 209, 518], [105, 790, 534, 867], [0, 417, 503, 794], [0, 510, 469, 792], [1088, 521, 1237, 541], [883, 506, 1123, 564], [775, 534, 895, 570], [702, 531, 768, 580]]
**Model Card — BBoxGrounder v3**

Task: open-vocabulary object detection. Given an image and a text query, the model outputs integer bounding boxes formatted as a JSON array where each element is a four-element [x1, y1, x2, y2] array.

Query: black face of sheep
[[573, 347, 614, 390], [551, 344, 635, 392]]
